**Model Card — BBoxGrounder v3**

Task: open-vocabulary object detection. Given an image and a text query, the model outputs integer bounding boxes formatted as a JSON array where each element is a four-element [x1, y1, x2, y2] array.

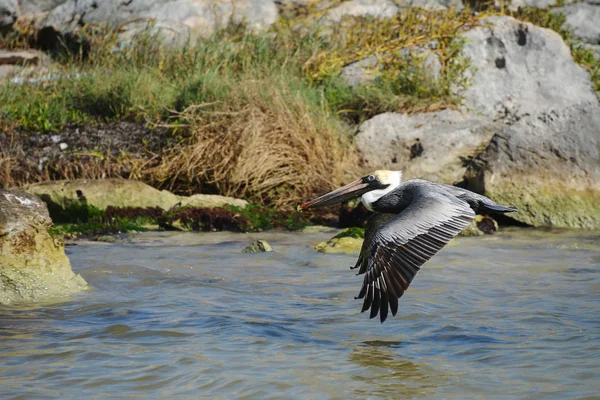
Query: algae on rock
[[242, 240, 274, 253], [315, 227, 365, 254], [0, 189, 88, 305]]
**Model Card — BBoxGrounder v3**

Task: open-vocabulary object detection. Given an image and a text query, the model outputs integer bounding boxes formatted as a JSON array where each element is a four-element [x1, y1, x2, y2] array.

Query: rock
[[457, 16, 600, 229], [179, 194, 247, 209], [397, 0, 464, 11], [23, 179, 181, 212], [504, 0, 563, 11], [242, 240, 273, 253], [341, 56, 380, 87], [0, 189, 88, 305], [22, 179, 247, 217], [554, 2, 600, 46], [463, 104, 600, 229], [301, 225, 338, 234], [96, 235, 117, 243], [327, 0, 399, 22], [0, 49, 47, 66], [460, 16, 598, 120], [341, 47, 442, 87], [0, 0, 18, 30], [315, 227, 364, 254], [459, 215, 498, 236], [39, 0, 279, 48], [355, 16, 600, 228], [0, 49, 52, 84], [356, 109, 498, 184], [18, 0, 67, 20]]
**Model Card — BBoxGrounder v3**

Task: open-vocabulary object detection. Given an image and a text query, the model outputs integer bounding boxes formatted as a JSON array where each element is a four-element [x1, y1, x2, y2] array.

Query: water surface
[[1, 228, 599, 399]]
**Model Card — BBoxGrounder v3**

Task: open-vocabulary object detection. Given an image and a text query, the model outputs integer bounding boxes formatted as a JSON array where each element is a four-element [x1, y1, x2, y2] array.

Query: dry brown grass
[[148, 81, 360, 208]]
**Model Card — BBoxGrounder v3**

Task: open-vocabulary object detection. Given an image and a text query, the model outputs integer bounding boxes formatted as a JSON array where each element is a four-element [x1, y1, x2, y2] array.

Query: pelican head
[[298, 170, 403, 211]]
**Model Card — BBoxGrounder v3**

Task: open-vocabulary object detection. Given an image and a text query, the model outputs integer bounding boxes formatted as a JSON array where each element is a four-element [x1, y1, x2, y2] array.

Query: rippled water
[[1, 228, 599, 399]]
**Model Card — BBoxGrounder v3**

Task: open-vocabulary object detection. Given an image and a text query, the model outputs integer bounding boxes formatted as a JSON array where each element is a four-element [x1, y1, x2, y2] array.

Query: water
[[1, 228, 599, 399]]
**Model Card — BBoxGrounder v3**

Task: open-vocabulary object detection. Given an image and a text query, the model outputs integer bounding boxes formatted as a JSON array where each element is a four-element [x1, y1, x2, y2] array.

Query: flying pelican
[[298, 170, 518, 323]]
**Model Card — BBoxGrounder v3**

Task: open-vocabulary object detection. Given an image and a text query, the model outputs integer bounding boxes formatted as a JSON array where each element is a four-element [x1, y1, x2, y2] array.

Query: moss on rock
[[459, 215, 499, 237], [483, 183, 600, 229], [242, 240, 274, 253], [0, 189, 88, 305], [315, 227, 365, 254]]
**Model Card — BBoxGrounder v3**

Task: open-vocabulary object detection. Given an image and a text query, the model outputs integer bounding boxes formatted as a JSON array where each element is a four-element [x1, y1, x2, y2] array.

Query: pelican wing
[[355, 189, 475, 323], [353, 213, 397, 274]]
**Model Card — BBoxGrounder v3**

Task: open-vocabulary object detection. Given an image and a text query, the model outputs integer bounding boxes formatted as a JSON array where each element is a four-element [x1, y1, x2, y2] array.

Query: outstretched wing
[[355, 188, 475, 323], [352, 213, 397, 274]]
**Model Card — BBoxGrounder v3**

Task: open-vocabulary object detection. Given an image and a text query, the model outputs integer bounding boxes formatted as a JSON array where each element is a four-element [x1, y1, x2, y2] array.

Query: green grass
[[333, 227, 366, 239], [0, 6, 481, 131], [2, 2, 598, 210], [1, 3, 598, 133]]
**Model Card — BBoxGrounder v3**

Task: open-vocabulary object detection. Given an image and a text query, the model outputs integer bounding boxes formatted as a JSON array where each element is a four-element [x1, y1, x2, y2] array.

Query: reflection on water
[[0, 228, 599, 399], [350, 342, 440, 398]]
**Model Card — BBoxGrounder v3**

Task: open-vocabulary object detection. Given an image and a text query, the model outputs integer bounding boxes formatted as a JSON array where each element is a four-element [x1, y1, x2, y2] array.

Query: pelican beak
[[298, 178, 371, 211]]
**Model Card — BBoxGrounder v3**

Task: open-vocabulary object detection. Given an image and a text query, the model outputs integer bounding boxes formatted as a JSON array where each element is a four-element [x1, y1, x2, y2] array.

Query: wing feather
[[355, 188, 475, 322]]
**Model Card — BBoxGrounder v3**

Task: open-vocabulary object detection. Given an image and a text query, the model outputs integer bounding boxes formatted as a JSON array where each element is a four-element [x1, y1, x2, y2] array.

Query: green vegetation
[[1, 1, 599, 212], [47, 202, 310, 239], [47, 203, 150, 238], [332, 227, 366, 239], [0, 5, 482, 131]]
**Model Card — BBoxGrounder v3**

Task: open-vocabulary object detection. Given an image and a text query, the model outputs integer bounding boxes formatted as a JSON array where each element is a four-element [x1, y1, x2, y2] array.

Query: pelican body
[[299, 170, 518, 323]]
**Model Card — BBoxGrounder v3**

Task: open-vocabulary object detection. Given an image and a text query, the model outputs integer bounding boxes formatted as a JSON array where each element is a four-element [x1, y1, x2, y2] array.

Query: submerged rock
[[0, 189, 88, 305], [242, 240, 274, 253], [96, 235, 118, 243], [315, 227, 364, 254], [459, 215, 499, 237]]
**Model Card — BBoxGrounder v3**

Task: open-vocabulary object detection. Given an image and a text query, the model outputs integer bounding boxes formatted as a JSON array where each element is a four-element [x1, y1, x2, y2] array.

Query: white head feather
[[360, 170, 403, 211]]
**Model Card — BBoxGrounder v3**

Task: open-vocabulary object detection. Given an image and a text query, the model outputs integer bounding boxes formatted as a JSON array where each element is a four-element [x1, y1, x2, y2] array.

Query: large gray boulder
[[0, 189, 88, 305], [458, 16, 600, 228], [554, 2, 600, 47], [40, 0, 278, 46], [460, 16, 597, 120], [18, 0, 67, 19], [356, 109, 498, 184], [463, 104, 600, 229], [0, 0, 18, 30], [356, 16, 600, 228]]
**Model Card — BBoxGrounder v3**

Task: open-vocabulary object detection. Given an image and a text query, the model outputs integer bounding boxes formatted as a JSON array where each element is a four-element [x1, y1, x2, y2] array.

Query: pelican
[[298, 170, 518, 323]]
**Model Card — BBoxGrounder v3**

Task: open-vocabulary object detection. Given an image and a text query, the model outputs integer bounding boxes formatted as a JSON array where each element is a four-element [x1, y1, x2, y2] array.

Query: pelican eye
[[367, 175, 376, 182]]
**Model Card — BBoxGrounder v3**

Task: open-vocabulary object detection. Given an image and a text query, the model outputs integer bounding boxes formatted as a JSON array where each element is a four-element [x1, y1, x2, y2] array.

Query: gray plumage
[[299, 172, 518, 323], [353, 179, 517, 323]]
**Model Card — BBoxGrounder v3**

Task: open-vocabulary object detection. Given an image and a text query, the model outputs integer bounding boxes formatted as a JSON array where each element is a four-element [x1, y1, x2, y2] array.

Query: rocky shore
[[1, 0, 598, 230], [0, 1, 599, 298], [0, 189, 88, 305]]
